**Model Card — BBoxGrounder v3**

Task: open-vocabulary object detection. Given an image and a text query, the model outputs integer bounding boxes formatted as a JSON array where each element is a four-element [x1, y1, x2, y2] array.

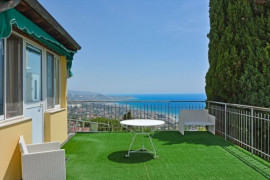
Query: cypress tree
[[206, 0, 270, 107]]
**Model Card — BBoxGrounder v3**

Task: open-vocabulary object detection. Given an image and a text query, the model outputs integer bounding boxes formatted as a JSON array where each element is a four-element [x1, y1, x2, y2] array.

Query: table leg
[[141, 127, 146, 151], [124, 126, 159, 158], [126, 133, 137, 157], [148, 133, 158, 158]]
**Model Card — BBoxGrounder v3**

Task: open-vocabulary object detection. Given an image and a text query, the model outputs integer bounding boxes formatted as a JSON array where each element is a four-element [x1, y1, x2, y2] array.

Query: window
[[47, 53, 60, 109], [47, 53, 54, 109], [26, 44, 42, 102], [6, 34, 23, 118], [54, 57, 60, 106], [0, 40, 3, 117]]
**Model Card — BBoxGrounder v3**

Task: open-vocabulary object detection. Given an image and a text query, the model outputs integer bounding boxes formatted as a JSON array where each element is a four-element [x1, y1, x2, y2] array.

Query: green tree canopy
[[206, 0, 270, 107], [123, 111, 133, 120]]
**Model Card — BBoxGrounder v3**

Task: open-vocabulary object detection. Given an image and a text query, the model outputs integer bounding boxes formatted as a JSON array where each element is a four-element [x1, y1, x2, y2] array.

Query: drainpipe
[[0, 0, 21, 13]]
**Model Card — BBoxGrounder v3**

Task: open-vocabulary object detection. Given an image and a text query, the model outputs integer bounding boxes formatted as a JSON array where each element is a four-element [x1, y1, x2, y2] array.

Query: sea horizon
[[109, 94, 207, 116], [109, 93, 207, 101]]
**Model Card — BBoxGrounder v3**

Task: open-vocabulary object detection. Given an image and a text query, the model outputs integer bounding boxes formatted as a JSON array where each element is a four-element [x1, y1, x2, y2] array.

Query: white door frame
[[22, 35, 46, 143]]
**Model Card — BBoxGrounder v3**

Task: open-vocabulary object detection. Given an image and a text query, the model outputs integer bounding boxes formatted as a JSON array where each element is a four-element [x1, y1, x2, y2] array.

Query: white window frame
[[23, 34, 48, 111], [46, 50, 61, 110], [0, 30, 62, 122], [54, 56, 61, 109], [25, 42, 43, 103], [1, 33, 24, 121], [0, 39, 5, 121]]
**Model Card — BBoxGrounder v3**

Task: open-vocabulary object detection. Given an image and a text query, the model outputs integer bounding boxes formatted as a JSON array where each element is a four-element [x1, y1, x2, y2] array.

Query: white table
[[120, 119, 165, 158]]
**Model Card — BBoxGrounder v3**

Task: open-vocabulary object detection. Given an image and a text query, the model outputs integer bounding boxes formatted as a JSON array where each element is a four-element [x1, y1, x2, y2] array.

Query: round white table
[[120, 119, 165, 158]]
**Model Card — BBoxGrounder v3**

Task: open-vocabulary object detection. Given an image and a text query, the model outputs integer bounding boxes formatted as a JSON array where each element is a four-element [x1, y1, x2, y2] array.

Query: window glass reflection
[[26, 44, 42, 102]]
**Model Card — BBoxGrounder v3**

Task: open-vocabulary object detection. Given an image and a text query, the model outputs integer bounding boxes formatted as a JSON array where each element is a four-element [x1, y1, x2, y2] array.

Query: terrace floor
[[63, 131, 270, 180]]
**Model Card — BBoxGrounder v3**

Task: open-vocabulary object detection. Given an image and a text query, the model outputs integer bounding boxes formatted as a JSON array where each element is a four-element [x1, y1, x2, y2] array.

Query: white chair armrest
[[179, 112, 185, 135], [208, 114, 215, 125], [26, 142, 60, 153], [22, 149, 66, 180]]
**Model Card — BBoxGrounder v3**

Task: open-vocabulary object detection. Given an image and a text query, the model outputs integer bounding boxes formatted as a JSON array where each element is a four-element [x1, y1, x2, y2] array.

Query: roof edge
[[22, 0, 81, 50]]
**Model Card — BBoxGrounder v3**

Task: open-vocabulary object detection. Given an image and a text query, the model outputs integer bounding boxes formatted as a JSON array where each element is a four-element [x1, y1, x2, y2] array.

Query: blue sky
[[39, 0, 210, 94]]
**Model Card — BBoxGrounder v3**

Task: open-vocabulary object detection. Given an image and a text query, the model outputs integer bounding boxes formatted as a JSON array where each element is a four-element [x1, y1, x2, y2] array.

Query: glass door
[[26, 44, 42, 102], [25, 43, 44, 143]]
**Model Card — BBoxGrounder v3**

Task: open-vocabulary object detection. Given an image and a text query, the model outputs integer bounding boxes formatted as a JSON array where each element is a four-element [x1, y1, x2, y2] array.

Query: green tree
[[123, 111, 132, 120], [206, 0, 270, 161], [206, 0, 270, 107]]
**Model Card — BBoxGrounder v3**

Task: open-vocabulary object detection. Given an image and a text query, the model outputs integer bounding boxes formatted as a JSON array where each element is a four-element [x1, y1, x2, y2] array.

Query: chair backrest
[[90, 122, 99, 132], [180, 110, 209, 123], [19, 135, 28, 154]]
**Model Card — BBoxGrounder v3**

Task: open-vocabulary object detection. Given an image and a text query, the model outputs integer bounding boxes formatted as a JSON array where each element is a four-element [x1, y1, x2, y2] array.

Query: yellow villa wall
[[44, 109, 68, 144], [44, 56, 68, 144], [0, 119, 32, 180], [0, 56, 69, 179], [60, 56, 68, 109]]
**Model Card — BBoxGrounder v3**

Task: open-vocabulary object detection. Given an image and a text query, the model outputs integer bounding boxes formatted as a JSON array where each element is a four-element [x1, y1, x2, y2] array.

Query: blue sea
[[111, 94, 207, 115], [121, 94, 206, 101], [112, 93, 206, 102]]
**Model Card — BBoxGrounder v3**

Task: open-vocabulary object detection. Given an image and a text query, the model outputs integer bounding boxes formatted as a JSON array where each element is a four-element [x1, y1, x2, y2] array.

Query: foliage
[[206, 0, 270, 107], [123, 110, 133, 120], [86, 117, 123, 132], [84, 121, 90, 127]]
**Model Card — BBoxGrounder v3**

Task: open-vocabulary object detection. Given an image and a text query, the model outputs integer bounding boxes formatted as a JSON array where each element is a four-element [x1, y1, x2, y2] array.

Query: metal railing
[[68, 100, 206, 131], [68, 119, 111, 133], [208, 101, 270, 162], [67, 100, 270, 161]]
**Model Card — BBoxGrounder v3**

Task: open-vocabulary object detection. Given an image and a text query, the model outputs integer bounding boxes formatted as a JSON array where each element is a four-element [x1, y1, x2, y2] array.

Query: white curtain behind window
[[47, 53, 54, 109], [54, 58, 59, 105], [6, 34, 23, 118]]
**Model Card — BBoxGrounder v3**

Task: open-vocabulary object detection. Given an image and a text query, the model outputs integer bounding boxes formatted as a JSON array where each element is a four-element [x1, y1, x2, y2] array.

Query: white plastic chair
[[19, 135, 66, 180], [179, 110, 215, 135]]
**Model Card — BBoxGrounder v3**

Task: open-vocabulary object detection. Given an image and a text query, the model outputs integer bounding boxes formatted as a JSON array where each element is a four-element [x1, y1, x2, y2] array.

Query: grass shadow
[[152, 131, 232, 147], [223, 146, 270, 179], [153, 131, 270, 178], [107, 150, 153, 164]]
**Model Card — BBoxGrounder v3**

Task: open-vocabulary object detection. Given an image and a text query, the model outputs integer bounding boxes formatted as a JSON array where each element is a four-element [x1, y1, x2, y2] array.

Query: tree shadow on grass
[[222, 146, 270, 179], [152, 131, 270, 178], [152, 131, 232, 147], [107, 150, 153, 164]]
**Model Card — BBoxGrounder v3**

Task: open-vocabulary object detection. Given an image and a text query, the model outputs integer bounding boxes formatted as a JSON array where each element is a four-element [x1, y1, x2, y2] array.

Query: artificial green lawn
[[63, 131, 270, 180]]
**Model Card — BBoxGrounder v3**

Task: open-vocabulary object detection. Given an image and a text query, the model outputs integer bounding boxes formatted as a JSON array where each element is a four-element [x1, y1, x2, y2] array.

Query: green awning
[[0, 8, 76, 77]]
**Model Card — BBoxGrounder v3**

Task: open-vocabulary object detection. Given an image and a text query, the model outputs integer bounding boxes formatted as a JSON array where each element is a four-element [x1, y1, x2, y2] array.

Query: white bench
[[19, 136, 66, 180], [179, 110, 215, 135]]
